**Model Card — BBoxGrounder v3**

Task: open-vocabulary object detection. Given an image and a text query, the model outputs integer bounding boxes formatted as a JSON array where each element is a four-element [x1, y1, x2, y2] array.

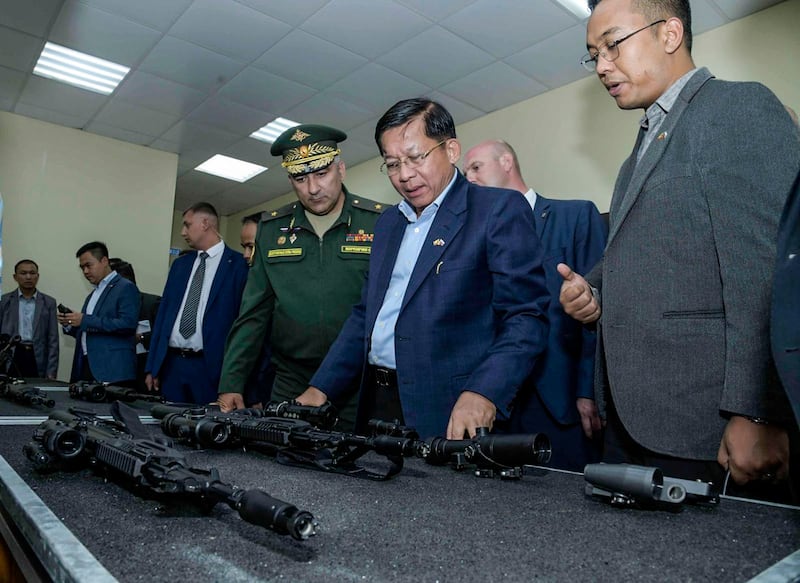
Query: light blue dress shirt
[[369, 170, 457, 369]]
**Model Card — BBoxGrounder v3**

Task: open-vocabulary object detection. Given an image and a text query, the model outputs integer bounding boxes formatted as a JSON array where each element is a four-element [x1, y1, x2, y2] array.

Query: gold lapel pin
[[433, 238, 445, 246], [657, 131, 668, 140]]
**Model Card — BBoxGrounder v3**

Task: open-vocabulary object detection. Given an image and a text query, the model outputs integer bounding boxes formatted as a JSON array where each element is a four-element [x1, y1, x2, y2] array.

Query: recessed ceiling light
[[195, 155, 268, 182], [555, 0, 591, 18], [250, 117, 301, 144], [33, 42, 130, 95]]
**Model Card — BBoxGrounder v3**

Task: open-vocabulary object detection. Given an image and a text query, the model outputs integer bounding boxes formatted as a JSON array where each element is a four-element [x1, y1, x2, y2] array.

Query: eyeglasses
[[580, 20, 666, 72], [380, 139, 449, 176]]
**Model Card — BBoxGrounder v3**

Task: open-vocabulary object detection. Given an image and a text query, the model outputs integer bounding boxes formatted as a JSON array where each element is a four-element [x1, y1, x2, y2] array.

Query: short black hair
[[588, 0, 692, 51], [183, 202, 219, 219], [241, 212, 263, 225], [109, 257, 136, 284], [76, 241, 109, 261], [14, 259, 38, 273], [374, 98, 456, 155]]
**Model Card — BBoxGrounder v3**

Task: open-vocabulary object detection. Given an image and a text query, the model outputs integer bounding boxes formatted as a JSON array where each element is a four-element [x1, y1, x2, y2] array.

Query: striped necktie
[[179, 251, 208, 339]]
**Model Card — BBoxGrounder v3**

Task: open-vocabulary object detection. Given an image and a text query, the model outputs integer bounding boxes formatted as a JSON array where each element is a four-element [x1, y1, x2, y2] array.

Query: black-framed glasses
[[580, 19, 666, 72], [380, 139, 449, 176]]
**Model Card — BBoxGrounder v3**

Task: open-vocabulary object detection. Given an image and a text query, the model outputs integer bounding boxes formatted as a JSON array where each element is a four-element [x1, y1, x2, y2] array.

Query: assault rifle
[[23, 404, 317, 540], [69, 380, 165, 404], [152, 404, 426, 481], [423, 427, 552, 479], [0, 375, 55, 408]]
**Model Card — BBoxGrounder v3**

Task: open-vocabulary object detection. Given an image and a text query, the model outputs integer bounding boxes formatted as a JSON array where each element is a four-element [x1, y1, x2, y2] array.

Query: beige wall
[[222, 0, 800, 243], [0, 111, 178, 380]]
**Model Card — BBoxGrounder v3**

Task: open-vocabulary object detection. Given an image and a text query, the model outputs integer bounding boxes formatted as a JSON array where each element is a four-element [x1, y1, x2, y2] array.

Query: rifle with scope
[[23, 404, 317, 540], [151, 403, 426, 481], [69, 380, 165, 404], [422, 427, 552, 479], [0, 375, 55, 408]]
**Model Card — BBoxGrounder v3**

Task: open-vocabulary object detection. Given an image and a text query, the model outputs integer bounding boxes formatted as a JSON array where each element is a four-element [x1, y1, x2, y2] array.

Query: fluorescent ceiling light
[[250, 117, 301, 144], [195, 155, 268, 183], [555, 0, 591, 18], [33, 42, 130, 95]]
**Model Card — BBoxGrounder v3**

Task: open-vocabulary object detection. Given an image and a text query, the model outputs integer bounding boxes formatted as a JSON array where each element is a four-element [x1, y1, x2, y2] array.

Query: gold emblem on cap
[[291, 128, 310, 142], [282, 143, 341, 174], [270, 211, 278, 217]]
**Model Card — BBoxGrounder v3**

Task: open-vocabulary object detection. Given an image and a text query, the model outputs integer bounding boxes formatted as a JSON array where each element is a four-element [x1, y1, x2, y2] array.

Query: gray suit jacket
[[0, 289, 60, 377], [587, 68, 800, 459]]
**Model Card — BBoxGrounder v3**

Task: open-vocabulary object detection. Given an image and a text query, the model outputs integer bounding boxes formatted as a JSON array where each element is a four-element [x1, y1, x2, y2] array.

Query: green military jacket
[[219, 187, 384, 429]]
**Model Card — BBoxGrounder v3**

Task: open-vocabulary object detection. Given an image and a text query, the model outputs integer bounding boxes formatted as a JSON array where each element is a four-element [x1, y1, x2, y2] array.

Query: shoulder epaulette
[[263, 203, 297, 221], [350, 196, 387, 214]]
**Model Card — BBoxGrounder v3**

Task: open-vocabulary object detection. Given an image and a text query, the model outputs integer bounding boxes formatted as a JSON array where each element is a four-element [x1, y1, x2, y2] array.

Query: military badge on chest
[[345, 229, 374, 243]]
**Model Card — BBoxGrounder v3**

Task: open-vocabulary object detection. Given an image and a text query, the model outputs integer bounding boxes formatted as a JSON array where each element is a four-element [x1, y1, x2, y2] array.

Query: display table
[[0, 385, 798, 582]]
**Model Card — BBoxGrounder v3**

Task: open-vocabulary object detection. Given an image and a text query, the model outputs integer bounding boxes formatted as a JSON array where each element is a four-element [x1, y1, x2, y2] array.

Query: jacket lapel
[[206, 247, 228, 311], [532, 195, 551, 238], [32, 293, 44, 333], [607, 68, 715, 246]]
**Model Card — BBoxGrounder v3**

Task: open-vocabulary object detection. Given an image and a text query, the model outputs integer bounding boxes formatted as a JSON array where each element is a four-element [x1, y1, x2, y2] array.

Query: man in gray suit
[[560, 0, 799, 488], [0, 259, 59, 378]]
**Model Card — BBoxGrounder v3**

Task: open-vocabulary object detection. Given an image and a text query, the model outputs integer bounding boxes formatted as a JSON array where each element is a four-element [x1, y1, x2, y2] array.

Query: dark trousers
[[501, 387, 602, 472], [159, 350, 216, 405], [78, 356, 136, 388], [357, 366, 405, 432], [12, 344, 39, 378]]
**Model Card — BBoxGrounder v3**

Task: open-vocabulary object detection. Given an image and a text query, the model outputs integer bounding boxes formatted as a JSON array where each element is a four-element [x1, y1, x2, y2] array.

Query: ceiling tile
[[284, 90, 376, 131], [711, 0, 786, 19], [186, 97, 273, 135], [138, 36, 245, 92], [326, 63, 430, 117], [300, 0, 431, 59], [0, 66, 27, 103], [0, 0, 64, 37], [234, 0, 329, 27], [176, 171, 232, 199], [150, 138, 182, 155], [114, 71, 207, 117], [168, 0, 291, 62], [14, 102, 92, 128], [504, 24, 592, 89], [396, 0, 478, 21], [425, 90, 486, 125], [690, 0, 731, 35], [93, 100, 180, 136], [218, 67, 317, 113], [345, 117, 382, 149], [377, 25, 495, 89], [439, 61, 548, 112], [17, 75, 107, 121], [49, 0, 161, 65], [223, 137, 272, 167], [76, 0, 193, 32], [159, 120, 240, 150], [441, 0, 576, 58], [252, 30, 368, 90], [0, 25, 43, 72], [84, 121, 155, 145]]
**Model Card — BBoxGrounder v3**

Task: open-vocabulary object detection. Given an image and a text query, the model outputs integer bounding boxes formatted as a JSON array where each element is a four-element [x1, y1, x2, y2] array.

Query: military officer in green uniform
[[217, 124, 384, 431]]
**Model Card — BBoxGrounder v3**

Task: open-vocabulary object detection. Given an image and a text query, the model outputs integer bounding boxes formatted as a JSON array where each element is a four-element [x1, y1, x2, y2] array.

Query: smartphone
[[57, 303, 72, 314]]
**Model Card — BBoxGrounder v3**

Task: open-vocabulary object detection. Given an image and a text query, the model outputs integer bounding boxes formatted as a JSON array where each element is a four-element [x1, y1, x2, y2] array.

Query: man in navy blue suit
[[58, 241, 139, 385], [145, 202, 248, 404], [297, 99, 550, 440], [464, 139, 607, 470]]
